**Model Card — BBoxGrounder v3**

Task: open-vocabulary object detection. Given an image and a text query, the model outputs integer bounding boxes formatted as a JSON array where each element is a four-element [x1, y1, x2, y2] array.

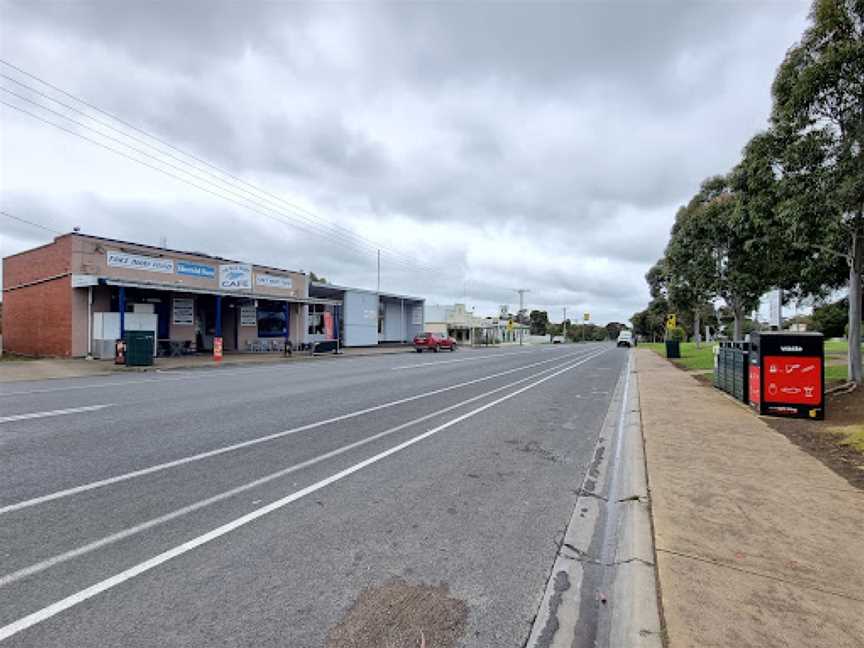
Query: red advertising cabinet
[[749, 332, 824, 420]]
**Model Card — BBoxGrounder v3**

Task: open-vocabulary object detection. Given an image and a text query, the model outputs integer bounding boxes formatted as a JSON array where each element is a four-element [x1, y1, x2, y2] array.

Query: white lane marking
[[0, 348, 611, 642], [0, 348, 594, 515], [0, 405, 114, 424], [0, 346, 556, 397], [0, 349, 609, 588], [391, 348, 544, 370]]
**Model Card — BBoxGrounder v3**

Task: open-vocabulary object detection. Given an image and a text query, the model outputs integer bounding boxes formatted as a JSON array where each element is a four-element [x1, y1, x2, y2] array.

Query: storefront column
[[213, 295, 223, 361], [118, 286, 126, 339], [215, 295, 222, 338]]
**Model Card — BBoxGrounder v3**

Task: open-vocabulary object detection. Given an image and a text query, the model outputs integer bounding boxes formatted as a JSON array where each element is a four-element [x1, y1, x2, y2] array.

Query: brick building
[[2, 233, 424, 357]]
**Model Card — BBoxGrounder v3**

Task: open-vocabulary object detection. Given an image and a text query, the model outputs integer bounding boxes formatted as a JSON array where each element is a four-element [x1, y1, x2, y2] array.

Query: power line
[[0, 85, 394, 263], [0, 73, 437, 273], [0, 209, 62, 235], [0, 97, 431, 279], [0, 60, 445, 276]]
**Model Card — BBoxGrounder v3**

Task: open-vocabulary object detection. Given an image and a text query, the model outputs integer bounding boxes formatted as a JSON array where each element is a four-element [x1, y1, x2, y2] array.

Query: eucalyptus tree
[[771, 0, 864, 383]]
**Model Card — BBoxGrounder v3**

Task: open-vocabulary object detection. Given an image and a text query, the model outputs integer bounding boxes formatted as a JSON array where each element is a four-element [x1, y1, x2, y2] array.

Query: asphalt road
[[0, 343, 627, 647]]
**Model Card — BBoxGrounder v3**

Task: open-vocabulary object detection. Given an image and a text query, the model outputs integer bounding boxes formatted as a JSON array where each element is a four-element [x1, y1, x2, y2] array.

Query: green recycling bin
[[125, 330, 155, 366]]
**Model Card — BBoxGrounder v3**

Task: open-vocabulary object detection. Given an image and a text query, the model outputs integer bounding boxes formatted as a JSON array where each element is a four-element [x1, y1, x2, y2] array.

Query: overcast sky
[[1, 1, 810, 323]]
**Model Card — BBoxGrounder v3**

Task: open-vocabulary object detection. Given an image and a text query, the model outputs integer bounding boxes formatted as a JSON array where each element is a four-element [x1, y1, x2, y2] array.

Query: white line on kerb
[[0, 348, 609, 589], [0, 349, 592, 515], [0, 405, 114, 424], [0, 347, 611, 642]]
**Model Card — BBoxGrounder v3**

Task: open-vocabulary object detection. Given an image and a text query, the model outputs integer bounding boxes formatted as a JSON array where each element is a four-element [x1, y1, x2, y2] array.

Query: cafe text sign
[[219, 264, 252, 290]]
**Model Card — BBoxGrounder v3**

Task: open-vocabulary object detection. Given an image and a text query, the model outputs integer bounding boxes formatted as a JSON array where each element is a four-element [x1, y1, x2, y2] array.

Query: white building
[[424, 303, 529, 345]]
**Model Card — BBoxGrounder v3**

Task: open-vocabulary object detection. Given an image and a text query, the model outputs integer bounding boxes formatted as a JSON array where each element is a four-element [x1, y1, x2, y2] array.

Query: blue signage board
[[176, 261, 216, 278]]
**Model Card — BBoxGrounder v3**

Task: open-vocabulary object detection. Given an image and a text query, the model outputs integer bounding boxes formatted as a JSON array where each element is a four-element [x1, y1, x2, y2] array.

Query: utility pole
[[563, 307, 567, 340], [377, 249, 380, 293], [514, 288, 530, 346]]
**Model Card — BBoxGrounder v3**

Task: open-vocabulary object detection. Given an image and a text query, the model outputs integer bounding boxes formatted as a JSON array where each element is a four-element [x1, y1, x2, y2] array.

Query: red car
[[413, 332, 456, 352]]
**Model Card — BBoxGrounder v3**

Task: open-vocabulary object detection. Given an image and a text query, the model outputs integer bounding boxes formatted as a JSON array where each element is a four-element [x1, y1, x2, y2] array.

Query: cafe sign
[[255, 273, 293, 290], [219, 264, 252, 290], [107, 250, 174, 274]]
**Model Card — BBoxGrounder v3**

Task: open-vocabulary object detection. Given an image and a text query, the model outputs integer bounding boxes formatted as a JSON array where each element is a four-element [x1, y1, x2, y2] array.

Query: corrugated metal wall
[[343, 290, 378, 346]]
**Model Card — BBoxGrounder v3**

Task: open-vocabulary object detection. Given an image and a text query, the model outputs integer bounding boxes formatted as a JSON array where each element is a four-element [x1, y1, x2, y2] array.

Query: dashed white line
[[0, 348, 593, 515], [0, 405, 114, 424], [0, 347, 611, 642], [0, 349, 609, 589], [391, 347, 557, 370]]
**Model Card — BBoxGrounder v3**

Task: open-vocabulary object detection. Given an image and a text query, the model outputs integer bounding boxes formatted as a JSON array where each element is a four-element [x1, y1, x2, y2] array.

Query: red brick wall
[[3, 236, 73, 356]]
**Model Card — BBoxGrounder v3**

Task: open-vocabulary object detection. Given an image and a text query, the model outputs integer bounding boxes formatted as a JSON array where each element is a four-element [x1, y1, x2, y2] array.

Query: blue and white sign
[[255, 273, 293, 290], [107, 250, 174, 274], [219, 263, 252, 290], [176, 261, 215, 279]]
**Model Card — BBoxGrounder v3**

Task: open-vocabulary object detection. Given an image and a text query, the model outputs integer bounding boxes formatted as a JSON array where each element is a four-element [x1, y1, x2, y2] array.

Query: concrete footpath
[[636, 349, 864, 648], [0, 345, 415, 383]]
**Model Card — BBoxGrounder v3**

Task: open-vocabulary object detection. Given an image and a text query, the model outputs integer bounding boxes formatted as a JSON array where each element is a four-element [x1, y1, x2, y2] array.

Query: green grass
[[644, 340, 856, 384], [825, 364, 849, 383], [643, 342, 715, 371], [824, 338, 864, 355], [829, 425, 864, 453]]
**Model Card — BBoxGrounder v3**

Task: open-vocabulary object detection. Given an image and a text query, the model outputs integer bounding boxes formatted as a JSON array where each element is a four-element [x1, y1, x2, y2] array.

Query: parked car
[[413, 332, 456, 352], [617, 330, 635, 347]]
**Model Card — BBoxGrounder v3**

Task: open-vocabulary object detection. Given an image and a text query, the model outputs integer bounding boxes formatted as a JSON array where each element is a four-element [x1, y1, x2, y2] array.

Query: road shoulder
[[637, 348, 864, 648], [526, 351, 662, 647]]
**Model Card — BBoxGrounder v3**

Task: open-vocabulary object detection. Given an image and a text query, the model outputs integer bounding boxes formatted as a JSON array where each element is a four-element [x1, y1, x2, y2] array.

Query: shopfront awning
[[95, 277, 342, 306]]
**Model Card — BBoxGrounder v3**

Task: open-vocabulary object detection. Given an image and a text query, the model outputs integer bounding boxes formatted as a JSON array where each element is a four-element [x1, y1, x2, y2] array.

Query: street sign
[[666, 314, 677, 330], [583, 313, 590, 321]]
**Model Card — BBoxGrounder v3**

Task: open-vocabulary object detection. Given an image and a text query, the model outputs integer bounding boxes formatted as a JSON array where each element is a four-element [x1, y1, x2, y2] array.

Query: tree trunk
[[694, 311, 702, 349], [733, 306, 744, 341], [849, 227, 862, 385]]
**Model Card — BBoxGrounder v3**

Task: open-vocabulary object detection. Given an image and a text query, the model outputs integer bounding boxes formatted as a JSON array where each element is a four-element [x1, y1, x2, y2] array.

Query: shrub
[[667, 325, 687, 342]]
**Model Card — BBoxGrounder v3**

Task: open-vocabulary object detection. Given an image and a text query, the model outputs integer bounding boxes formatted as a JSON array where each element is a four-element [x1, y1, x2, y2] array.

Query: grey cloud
[[0, 1, 811, 322]]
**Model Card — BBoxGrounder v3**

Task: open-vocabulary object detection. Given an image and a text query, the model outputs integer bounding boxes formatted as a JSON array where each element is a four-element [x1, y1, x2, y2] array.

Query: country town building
[[1, 233, 424, 357]]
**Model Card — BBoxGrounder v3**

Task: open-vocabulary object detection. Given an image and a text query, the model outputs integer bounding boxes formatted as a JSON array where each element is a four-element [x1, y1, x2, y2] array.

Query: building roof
[[5, 232, 307, 276], [309, 281, 423, 302]]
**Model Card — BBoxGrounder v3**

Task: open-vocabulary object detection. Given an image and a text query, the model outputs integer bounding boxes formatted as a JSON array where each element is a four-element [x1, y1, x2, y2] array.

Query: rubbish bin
[[749, 332, 824, 419], [732, 342, 749, 403], [125, 330, 155, 367], [665, 340, 680, 359]]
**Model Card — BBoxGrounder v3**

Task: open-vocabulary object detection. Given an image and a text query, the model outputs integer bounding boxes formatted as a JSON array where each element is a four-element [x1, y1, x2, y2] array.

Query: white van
[[617, 330, 634, 347]]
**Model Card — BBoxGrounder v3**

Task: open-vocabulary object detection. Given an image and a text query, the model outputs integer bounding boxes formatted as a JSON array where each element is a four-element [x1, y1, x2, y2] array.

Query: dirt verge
[[763, 387, 864, 491]]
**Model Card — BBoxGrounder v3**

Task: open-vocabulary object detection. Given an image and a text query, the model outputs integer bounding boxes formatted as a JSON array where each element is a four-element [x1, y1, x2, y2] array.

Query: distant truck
[[617, 330, 635, 347]]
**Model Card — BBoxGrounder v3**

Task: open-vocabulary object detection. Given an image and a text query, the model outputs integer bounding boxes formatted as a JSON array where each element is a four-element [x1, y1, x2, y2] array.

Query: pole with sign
[[214, 295, 223, 362], [582, 312, 589, 343]]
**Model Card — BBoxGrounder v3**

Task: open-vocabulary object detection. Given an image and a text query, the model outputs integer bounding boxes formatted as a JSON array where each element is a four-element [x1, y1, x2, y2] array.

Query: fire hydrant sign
[[763, 356, 822, 405]]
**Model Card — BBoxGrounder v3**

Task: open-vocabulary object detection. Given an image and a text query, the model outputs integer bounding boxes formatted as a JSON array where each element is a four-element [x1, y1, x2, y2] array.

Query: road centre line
[[0, 348, 610, 589], [0, 346, 558, 398], [0, 348, 612, 642], [0, 348, 593, 515], [0, 405, 114, 424], [390, 348, 553, 370]]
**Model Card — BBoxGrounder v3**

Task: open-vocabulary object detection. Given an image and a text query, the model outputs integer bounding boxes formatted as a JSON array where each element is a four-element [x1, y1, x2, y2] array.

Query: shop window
[[257, 305, 286, 337], [308, 304, 326, 335]]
